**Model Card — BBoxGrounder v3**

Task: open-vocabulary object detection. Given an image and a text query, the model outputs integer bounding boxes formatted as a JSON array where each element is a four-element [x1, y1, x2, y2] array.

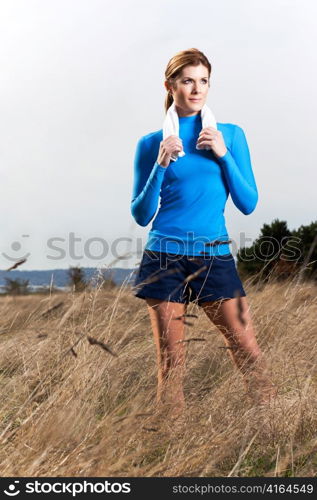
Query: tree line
[[1, 267, 117, 295], [237, 219, 317, 283], [1, 219, 316, 295]]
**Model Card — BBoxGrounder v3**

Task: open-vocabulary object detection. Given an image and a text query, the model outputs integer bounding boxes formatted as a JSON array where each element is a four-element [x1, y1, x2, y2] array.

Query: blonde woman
[[131, 48, 277, 419]]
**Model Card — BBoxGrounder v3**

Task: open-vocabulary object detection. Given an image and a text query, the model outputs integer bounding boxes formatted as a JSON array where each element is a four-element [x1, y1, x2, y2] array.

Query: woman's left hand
[[196, 127, 227, 159]]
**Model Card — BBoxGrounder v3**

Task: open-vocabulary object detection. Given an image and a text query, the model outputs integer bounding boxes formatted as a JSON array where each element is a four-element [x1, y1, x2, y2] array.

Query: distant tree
[[291, 221, 317, 279], [237, 219, 317, 282], [256, 219, 292, 259], [67, 266, 87, 292], [101, 275, 116, 290], [4, 277, 29, 295], [237, 219, 292, 281], [95, 269, 117, 290]]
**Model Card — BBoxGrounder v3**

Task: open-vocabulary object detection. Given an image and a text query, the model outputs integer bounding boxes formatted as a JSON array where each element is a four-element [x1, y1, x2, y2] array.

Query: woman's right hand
[[156, 135, 184, 168]]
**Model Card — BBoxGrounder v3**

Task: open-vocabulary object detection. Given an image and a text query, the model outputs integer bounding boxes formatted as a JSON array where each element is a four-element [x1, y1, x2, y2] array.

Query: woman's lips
[[189, 99, 201, 102]]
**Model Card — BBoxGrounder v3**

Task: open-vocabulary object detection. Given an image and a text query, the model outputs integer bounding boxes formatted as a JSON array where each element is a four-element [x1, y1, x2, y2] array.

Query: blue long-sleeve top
[[131, 111, 258, 256]]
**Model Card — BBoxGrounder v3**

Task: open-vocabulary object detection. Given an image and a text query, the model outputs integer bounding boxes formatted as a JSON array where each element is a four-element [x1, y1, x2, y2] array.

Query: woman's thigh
[[200, 296, 261, 355], [145, 297, 187, 352]]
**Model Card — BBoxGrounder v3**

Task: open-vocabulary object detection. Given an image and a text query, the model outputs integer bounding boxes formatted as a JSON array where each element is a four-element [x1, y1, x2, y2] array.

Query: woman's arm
[[217, 125, 258, 215], [131, 136, 167, 226]]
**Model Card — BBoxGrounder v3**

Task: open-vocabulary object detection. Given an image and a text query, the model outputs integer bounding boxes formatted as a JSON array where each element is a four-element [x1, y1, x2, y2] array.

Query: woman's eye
[[184, 79, 208, 84]]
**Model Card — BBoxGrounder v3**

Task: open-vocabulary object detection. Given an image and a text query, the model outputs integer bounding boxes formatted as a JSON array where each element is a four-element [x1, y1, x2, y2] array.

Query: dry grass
[[0, 275, 317, 477]]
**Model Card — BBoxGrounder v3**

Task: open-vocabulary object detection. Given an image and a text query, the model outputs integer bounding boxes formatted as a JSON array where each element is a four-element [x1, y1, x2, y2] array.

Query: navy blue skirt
[[132, 249, 246, 306]]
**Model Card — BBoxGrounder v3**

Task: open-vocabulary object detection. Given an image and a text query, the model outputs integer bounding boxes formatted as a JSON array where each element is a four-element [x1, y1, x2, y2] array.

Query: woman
[[131, 48, 277, 419]]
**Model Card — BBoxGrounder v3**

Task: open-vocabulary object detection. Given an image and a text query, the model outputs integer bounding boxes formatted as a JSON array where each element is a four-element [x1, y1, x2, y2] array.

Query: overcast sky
[[0, 0, 315, 271]]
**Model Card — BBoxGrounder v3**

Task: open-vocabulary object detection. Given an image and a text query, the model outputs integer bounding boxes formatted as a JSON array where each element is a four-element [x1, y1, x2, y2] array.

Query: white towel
[[162, 101, 217, 161]]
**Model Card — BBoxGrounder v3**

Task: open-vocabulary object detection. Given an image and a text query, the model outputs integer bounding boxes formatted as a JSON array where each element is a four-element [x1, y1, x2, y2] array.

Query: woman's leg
[[145, 297, 187, 415], [200, 296, 277, 404]]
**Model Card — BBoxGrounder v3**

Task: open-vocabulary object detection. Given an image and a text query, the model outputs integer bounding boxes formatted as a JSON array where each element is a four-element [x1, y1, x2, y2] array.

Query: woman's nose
[[192, 85, 203, 94]]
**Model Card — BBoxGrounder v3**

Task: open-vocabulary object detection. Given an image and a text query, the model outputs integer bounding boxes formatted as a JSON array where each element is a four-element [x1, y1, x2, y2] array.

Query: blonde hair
[[164, 48, 212, 113]]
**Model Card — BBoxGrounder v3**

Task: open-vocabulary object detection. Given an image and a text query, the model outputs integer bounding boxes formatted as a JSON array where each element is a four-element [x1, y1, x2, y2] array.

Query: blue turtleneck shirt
[[131, 111, 258, 256]]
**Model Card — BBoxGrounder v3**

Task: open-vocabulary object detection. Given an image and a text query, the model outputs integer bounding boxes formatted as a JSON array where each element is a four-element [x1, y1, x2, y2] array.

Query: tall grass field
[[0, 274, 316, 477]]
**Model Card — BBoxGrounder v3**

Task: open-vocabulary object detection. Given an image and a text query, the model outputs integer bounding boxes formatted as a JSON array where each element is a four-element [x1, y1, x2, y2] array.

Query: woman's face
[[166, 63, 210, 117]]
